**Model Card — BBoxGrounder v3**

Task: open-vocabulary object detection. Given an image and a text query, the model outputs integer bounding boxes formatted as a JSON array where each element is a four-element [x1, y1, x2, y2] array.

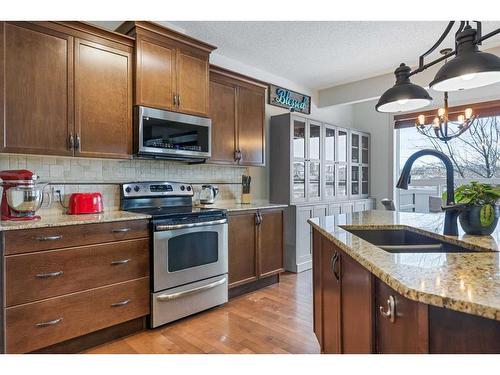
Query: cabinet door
[[209, 78, 237, 163], [375, 279, 428, 354], [292, 117, 307, 202], [177, 48, 210, 116], [135, 36, 176, 111], [321, 238, 341, 353], [328, 203, 341, 216], [312, 229, 323, 347], [308, 121, 322, 201], [340, 251, 374, 353], [341, 202, 353, 214], [313, 204, 328, 220], [228, 212, 258, 288], [237, 86, 265, 166], [74, 39, 132, 158], [0, 22, 73, 156], [258, 209, 284, 278], [296, 206, 314, 270]]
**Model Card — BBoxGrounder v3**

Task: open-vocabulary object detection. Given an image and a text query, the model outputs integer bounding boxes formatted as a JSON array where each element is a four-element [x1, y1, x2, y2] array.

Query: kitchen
[[2, 0, 500, 371]]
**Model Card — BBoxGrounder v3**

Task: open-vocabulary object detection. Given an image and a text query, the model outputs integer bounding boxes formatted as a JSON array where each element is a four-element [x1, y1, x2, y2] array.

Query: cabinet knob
[[379, 295, 396, 323]]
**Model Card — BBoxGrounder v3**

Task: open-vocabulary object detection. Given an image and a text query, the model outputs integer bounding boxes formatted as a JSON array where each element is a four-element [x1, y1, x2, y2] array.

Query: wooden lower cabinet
[[228, 209, 284, 291], [313, 228, 500, 354]]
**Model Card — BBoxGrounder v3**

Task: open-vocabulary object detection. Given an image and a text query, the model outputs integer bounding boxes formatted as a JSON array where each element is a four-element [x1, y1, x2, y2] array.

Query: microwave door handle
[[156, 277, 227, 302], [156, 218, 227, 231]]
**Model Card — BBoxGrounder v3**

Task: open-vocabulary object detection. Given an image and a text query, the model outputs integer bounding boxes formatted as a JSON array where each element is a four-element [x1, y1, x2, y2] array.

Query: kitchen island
[[308, 210, 500, 354]]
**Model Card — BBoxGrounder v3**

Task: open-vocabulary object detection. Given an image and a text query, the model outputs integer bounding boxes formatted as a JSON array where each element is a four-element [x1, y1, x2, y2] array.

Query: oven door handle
[[155, 218, 227, 231], [156, 277, 227, 302]]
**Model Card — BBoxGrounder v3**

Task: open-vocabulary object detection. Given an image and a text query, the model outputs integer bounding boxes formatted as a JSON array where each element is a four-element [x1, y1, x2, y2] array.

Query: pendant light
[[376, 63, 433, 113], [430, 25, 500, 91]]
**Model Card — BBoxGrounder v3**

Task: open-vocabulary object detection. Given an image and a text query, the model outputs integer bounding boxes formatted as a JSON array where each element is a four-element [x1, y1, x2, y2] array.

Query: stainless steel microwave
[[135, 106, 211, 162]]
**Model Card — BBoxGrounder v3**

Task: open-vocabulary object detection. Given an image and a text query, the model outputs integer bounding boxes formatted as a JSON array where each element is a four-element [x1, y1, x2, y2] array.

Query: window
[[395, 100, 500, 212]]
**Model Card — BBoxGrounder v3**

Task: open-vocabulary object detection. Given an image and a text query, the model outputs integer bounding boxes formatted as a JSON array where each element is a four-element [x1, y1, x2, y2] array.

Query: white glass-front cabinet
[[350, 131, 370, 199], [336, 127, 349, 201]]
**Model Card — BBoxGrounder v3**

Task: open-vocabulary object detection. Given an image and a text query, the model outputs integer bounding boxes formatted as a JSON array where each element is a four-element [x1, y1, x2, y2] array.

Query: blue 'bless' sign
[[269, 84, 311, 114]]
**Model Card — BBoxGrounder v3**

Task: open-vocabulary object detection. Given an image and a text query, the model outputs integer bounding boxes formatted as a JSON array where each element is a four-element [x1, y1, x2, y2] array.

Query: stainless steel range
[[120, 181, 228, 328]]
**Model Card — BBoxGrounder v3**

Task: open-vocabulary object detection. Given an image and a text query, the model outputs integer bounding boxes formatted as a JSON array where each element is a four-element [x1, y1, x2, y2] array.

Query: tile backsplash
[[0, 155, 248, 214]]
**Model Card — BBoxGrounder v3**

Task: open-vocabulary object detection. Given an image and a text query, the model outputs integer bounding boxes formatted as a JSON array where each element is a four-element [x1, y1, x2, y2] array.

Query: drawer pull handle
[[35, 271, 64, 279], [36, 235, 63, 241], [157, 277, 226, 302], [111, 259, 131, 265], [112, 228, 131, 233], [111, 299, 131, 307], [379, 295, 396, 323], [36, 317, 63, 328]]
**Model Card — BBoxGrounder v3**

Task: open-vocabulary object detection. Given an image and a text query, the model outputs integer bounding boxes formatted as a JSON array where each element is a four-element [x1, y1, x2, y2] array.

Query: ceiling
[[92, 21, 500, 90]]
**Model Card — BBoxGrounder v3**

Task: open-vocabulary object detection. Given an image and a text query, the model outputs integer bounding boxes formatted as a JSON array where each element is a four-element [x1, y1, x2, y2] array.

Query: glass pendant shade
[[430, 27, 500, 91], [376, 63, 433, 113]]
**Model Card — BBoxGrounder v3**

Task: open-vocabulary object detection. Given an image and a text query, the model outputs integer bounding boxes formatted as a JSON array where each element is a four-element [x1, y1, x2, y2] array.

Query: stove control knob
[[125, 186, 132, 193], [180, 185, 185, 191], [134, 185, 140, 192], [186, 186, 192, 192]]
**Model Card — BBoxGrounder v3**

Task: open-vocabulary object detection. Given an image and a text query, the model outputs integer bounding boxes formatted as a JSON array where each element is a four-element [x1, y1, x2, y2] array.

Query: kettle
[[199, 185, 219, 204]]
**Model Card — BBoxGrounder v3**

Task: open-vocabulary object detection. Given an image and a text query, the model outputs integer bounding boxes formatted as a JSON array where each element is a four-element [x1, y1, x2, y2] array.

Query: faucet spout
[[396, 149, 459, 236]]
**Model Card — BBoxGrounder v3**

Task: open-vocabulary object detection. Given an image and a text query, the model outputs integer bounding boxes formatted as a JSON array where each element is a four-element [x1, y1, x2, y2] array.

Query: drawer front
[[6, 277, 150, 354], [6, 238, 150, 306], [4, 219, 149, 255]]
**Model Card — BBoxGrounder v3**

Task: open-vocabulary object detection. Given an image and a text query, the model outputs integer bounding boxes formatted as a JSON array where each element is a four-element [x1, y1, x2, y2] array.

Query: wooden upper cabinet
[[238, 86, 265, 165], [117, 21, 216, 117], [228, 211, 258, 288], [177, 48, 209, 116], [136, 37, 176, 111], [209, 77, 237, 163], [74, 38, 132, 158], [259, 209, 284, 278], [209, 66, 267, 166], [0, 22, 74, 156]]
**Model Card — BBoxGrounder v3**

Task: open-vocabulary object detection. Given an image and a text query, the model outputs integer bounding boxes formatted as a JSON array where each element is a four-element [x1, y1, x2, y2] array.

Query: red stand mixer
[[0, 170, 47, 221]]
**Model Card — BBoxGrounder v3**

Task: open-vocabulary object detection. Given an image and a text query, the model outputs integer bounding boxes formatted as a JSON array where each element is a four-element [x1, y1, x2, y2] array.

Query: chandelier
[[376, 21, 500, 114], [414, 49, 477, 143]]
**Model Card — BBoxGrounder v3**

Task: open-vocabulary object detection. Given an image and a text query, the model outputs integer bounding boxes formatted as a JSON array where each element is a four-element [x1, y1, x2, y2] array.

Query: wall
[[0, 154, 247, 214]]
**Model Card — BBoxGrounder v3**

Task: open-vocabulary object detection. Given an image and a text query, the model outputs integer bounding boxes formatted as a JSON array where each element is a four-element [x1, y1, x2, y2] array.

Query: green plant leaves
[[453, 181, 500, 206], [480, 204, 495, 227]]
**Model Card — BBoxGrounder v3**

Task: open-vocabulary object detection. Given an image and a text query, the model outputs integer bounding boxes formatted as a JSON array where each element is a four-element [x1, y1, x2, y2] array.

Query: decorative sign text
[[268, 84, 311, 114]]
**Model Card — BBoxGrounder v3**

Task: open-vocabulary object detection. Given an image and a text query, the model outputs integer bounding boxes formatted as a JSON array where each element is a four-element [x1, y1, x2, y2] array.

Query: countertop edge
[[308, 218, 500, 322]]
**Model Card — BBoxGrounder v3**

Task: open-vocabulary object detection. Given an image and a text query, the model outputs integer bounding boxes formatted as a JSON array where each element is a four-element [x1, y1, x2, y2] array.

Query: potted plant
[[446, 182, 500, 235]]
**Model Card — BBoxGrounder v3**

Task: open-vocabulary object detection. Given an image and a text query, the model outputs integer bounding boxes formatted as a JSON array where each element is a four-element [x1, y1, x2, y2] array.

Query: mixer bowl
[[6, 183, 47, 213]]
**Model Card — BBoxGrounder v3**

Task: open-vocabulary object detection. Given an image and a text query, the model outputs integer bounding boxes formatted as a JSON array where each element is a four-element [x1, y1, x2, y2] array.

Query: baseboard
[[286, 259, 312, 273]]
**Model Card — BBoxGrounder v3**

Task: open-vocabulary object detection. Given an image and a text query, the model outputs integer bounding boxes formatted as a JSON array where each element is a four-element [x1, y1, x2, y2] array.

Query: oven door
[[137, 106, 211, 159], [153, 220, 228, 292]]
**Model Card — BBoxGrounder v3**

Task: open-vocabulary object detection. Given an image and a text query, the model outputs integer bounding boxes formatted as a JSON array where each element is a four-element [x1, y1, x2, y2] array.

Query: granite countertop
[[0, 211, 152, 231], [195, 200, 288, 212], [308, 210, 500, 321]]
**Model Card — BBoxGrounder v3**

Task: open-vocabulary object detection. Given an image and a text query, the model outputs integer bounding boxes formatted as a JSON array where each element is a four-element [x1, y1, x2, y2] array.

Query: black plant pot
[[459, 204, 500, 235]]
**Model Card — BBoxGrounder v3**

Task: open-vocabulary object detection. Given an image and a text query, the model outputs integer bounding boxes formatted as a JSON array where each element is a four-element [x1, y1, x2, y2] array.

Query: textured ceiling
[[92, 21, 500, 90]]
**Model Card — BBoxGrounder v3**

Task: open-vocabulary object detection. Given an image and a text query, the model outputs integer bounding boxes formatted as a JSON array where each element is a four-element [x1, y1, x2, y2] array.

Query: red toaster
[[67, 192, 104, 215]]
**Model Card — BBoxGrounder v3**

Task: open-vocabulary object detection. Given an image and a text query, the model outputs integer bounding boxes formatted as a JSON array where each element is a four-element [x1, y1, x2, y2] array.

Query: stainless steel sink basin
[[342, 228, 484, 253]]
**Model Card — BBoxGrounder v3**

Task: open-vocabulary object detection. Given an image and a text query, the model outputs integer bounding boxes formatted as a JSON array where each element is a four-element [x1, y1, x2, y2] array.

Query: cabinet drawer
[[4, 219, 149, 255], [6, 238, 149, 306], [6, 277, 150, 354]]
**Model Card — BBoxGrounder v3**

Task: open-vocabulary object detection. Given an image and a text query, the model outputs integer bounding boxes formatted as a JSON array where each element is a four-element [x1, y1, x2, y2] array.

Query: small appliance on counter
[[0, 169, 48, 221], [199, 185, 219, 204], [241, 175, 252, 204], [67, 192, 104, 215]]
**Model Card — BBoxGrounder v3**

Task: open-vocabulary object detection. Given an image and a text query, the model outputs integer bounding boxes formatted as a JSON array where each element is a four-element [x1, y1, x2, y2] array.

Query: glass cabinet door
[[361, 135, 369, 164], [362, 166, 369, 195], [309, 123, 321, 160], [337, 164, 348, 198], [351, 133, 360, 163], [293, 119, 306, 159], [308, 161, 321, 199], [338, 130, 348, 163], [293, 161, 306, 200], [325, 127, 335, 162], [351, 165, 360, 196], [325, 163, 335, 198]]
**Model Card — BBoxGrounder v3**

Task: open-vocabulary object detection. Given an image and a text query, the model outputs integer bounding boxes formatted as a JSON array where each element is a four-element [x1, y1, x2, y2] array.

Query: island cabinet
[[116, 21, 217, 118], [313, 228, 500, 354], [1, 220, 151, 354], [209, 66, 266, 166], [0, 21, 134, 159], [312, 229, 374, 353], [227, 208, 285, 296]]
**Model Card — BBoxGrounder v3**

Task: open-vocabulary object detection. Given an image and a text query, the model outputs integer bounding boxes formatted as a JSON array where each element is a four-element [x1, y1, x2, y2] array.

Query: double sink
[[342, 227, 487, 254]]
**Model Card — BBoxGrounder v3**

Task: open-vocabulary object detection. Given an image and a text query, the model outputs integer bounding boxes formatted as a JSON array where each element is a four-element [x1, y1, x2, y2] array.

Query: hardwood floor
[[84, 271, 320, 354]]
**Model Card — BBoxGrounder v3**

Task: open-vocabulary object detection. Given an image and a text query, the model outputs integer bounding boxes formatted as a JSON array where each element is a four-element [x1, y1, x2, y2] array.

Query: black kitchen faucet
[[396, 149, 463, 236]]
